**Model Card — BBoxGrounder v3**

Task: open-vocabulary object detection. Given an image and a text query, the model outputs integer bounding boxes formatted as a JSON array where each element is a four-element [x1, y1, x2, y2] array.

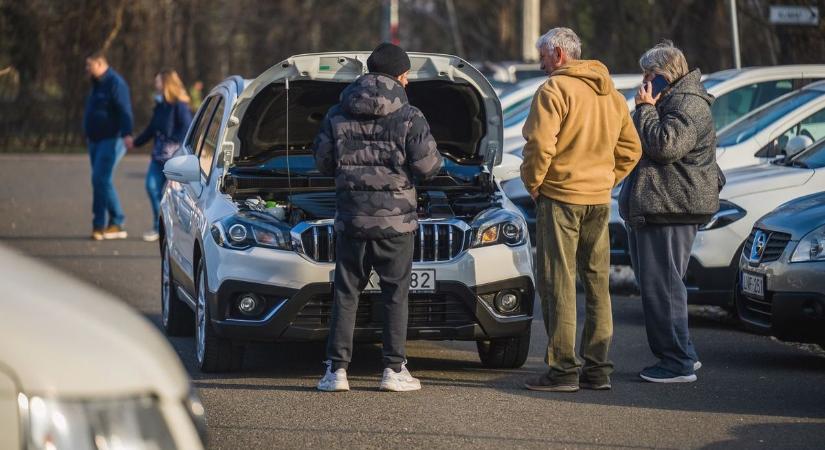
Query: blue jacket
[[135, 98, 193, 162], [83, 68, 134, 142]]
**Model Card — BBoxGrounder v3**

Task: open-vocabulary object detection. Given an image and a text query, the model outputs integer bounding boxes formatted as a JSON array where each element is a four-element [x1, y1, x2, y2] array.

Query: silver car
[[736, 190, 825, 346]]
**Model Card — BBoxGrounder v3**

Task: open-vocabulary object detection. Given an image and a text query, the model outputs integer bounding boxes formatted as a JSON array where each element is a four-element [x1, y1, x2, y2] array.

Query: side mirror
[[164, 155, 201, 183], [785, 135, 814, 158]]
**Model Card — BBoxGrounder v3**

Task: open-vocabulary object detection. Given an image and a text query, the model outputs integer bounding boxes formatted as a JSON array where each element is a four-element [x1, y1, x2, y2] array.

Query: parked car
[[0, 245, 206, 450], [701, 65, 825, 131], [736, 190, 825, 346], [686, 138, 825, 306], [160, 52, 535, 373], [714, 80, 825, 171]]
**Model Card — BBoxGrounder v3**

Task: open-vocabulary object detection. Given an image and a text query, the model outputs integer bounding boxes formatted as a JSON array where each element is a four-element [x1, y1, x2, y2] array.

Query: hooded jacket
[[313, 73, 443, 239], [520, 60, 642, 205], [619, 69, 723, 227]]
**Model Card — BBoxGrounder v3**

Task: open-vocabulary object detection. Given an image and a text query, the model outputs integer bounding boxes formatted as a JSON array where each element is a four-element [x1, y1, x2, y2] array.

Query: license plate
[[741, 271, 764, 298], [363, 269, 436, 293]]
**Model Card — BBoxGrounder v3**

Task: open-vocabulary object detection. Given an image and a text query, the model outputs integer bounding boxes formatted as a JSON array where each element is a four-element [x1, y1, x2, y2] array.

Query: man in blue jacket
[[83, 51, 133, 240]]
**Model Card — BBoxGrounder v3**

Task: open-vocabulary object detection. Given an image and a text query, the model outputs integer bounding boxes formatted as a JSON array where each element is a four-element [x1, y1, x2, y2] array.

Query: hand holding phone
[[649, 74, 670, 97]]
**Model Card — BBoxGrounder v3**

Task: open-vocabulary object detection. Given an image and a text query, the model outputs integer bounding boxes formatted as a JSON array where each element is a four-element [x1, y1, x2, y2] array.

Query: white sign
[[769, 5, 820, 26]]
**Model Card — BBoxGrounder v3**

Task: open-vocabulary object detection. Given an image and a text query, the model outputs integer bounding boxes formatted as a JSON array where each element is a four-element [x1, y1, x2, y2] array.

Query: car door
[[179, 92, 228, 283], [169, 96, 217, 284]]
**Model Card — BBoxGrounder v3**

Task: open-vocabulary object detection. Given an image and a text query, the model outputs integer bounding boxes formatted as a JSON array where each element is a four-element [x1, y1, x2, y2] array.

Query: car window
[[792, 139, 825, 168], [503, 101, 533, 128], [717, 89, 825, 147], [186, 96, 215, 154], [712, 80, 794, 131], [199, 97, 225, 179], [757, 106, 825, 158]]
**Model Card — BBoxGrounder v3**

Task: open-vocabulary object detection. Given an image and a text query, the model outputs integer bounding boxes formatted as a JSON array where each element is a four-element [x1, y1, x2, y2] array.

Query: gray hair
[[535, 27, 581, 60], [639, 40, 689, 82]]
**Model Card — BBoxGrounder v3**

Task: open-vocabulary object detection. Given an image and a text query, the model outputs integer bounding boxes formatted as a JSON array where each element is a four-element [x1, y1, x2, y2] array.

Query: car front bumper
[[737, 252, 825, 344]]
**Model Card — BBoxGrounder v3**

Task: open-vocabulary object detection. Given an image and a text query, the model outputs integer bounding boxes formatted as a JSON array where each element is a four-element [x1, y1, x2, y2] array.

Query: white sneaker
[[379, 362, 421, 392], [142, 231, 160, 242], [317, 360, 349, 392], [694, 361, 702, 371]]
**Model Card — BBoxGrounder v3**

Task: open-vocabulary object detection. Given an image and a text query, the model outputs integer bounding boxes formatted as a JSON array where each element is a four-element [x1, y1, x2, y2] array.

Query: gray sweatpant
[[627, 223, 699, 375]]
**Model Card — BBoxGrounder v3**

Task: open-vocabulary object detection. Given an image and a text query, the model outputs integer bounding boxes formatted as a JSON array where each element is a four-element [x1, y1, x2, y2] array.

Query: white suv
[[159, 53, 535, 373]]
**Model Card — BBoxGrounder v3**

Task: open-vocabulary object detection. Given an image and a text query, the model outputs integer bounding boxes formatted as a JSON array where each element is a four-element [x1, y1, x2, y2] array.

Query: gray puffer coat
[[619, 69, 724, 227]]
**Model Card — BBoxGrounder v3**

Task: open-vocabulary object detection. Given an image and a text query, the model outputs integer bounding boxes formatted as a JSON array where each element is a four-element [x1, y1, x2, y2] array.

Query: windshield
[[717, 90, 825, 147], [789, 139, 825, 169]]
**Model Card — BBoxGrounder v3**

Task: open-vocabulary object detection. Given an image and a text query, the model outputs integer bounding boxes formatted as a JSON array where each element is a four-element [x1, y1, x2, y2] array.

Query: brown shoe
[[103, 224, 128, 240], [524, 374, 579, 393], [91, 229, 104, 241]]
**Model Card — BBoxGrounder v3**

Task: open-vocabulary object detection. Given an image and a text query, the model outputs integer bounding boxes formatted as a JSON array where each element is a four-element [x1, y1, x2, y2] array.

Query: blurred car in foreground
[[0, 245, 206, 450], [736, 191, 825, 346], [686, 139, 825, 306]]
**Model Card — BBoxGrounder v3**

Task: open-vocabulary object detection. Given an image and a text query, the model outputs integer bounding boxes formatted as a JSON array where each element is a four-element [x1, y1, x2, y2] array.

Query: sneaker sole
[[104, 232, 128, 240], [524, 383, 579, 392], [379, 382, 421, 392], [580, 382, 611, 390], [639, 373, 697, 383], [317, 383, 350, 392]]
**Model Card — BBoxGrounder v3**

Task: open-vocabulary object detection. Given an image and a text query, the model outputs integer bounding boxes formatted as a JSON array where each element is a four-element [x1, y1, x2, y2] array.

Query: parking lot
[[2, 153, 824, 449]]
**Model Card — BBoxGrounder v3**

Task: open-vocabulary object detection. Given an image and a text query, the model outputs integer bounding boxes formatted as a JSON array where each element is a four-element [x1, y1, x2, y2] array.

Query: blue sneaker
[[640, 366, 696, 383]]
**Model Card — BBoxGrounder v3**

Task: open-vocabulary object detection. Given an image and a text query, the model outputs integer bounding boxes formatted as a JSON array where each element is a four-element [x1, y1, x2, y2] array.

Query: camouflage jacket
[[312, 73, 443, 239]]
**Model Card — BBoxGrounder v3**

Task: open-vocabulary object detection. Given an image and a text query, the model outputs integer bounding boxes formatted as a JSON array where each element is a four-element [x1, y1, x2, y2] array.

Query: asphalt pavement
[[1, 154, 824, 449]]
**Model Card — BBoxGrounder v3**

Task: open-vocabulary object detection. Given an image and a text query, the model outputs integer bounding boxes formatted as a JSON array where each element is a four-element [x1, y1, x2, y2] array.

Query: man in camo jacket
[[312, 43, 443, 392]]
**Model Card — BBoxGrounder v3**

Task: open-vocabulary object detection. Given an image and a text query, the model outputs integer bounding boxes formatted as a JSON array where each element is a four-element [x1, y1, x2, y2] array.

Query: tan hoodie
[[520, 60, 642, 205]]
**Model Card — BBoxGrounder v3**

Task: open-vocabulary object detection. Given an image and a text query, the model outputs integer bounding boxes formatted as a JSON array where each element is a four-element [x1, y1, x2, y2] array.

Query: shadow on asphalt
[[700, 422, 825, 449]]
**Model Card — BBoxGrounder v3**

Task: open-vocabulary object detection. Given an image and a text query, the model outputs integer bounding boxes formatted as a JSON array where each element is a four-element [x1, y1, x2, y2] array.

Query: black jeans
[[326, 232, 414, 371], [627, 223, 700, 375]]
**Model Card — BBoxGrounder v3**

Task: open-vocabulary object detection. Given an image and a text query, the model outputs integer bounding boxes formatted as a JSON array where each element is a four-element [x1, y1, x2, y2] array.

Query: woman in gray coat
[[619, 41, 722, 383]]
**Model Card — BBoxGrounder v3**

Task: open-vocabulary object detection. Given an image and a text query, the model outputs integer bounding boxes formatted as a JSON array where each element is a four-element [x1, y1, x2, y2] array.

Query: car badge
[[750, 230, 768, 263]]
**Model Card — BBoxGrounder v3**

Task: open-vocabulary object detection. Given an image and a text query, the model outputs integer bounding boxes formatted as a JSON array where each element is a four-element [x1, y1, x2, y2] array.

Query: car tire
[[161, 242, 194, 336], [476, 328, 531, 369], [195, 260, 244, 373]]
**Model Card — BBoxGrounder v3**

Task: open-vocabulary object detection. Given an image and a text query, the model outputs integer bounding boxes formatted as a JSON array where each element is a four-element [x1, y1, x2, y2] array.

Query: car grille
[[742, 229, 791, 263], [291, 293, 475, 328], [296, 220, 471, 263]]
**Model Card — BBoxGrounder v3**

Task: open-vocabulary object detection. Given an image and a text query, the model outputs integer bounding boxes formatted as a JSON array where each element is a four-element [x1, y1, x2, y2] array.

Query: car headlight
[[471, 208, 528, 247], [211, 211, 291, 251], [791, 224, 825, 263], [18, 393, 177, 449], [699, 200, 746, 231]]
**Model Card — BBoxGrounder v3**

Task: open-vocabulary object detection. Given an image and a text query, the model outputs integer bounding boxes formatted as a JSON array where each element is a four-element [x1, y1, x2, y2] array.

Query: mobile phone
[[650, 74, 669, 97]]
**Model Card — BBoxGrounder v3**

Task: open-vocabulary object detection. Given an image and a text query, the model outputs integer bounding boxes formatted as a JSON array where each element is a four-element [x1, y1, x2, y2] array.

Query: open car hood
[[223, 52, 503, 171]]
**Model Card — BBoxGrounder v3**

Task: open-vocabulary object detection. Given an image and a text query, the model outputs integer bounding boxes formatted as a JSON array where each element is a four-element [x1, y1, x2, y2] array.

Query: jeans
[[327, 233, 414, 371], [145, 159, 167, 232], [535, 196, 613, 384], [627, 223, 700, 375], [88, 137, 126, 229]]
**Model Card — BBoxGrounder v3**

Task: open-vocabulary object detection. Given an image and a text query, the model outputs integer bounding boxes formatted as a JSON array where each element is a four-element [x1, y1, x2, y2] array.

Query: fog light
[[228, 224, 248, 243], [237, 294, 262, 316], [495, 291, 520, 313]]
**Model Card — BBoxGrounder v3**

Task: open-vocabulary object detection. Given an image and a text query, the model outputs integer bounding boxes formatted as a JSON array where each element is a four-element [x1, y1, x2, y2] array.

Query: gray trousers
[[627, 223, 699, 375], [327, 233, 413, 371]]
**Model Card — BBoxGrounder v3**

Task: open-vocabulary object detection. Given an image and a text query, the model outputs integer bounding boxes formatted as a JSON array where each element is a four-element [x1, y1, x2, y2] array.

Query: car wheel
[[161, 243, 194, 336], [195, 261, 244, 373], [476, 327, 531, 369]]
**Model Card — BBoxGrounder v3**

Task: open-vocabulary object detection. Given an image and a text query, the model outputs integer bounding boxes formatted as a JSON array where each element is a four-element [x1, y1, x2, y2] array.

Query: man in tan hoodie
[[522, 27, 641, 392]]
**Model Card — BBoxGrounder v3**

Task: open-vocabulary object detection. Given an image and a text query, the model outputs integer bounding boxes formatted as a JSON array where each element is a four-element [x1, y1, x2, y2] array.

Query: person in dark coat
[[312, 43, 443, 392], [133, 69, 193, 242], [619, 41, 723, 383]]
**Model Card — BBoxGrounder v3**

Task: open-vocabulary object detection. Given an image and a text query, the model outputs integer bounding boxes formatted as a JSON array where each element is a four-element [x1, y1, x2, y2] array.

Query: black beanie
[[367, 43, 411, 77]]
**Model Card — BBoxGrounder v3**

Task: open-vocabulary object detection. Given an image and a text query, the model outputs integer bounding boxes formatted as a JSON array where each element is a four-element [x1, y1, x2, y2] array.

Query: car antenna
[[285, 77, 293, 200]]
